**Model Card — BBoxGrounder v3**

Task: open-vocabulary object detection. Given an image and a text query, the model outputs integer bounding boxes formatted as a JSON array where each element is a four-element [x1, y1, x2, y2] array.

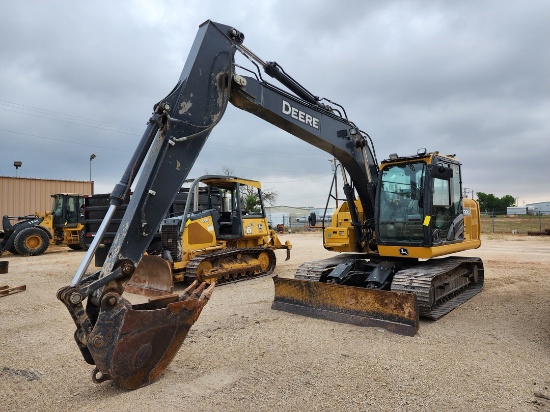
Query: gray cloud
[[1, 0, 548, 207]]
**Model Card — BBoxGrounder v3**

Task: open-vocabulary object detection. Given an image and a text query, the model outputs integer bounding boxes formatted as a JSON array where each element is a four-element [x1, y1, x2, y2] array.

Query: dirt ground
[[1, 232, 549, 411]]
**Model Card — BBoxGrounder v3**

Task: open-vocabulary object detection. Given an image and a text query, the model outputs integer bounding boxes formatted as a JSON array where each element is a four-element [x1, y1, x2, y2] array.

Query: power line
[[263, 174, 333, 183], [0, 127, 333, 178], [0, 99, 142, 132], [0, 128, 129, 152], [0, 99, 329, 159], [0, 107, 139, 135]]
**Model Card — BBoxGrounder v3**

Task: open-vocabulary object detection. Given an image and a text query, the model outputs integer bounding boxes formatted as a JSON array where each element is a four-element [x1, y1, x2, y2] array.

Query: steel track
[[294, 255, 484, 320], [184, 247, 277, 286]]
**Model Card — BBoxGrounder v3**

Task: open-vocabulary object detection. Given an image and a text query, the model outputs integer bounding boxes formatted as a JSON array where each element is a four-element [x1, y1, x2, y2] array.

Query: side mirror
[[429, 165, 453, 180]]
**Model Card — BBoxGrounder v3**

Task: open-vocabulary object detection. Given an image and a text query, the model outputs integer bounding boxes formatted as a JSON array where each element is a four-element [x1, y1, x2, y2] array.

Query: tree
[[218, 165, 279, 211], [476, 192, 516, 213], [239, 184, 278, 212]]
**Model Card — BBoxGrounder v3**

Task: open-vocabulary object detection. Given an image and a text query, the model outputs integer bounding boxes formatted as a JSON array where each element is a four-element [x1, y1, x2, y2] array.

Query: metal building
[[0, 176, 93, 217], [507, 202, 550, 215], [527, 202, 550, 215], [506, 206, 534, 215]]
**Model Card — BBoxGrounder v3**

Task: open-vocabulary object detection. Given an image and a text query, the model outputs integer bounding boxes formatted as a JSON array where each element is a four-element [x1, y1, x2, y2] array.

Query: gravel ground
[[1, 233, 549, 411]]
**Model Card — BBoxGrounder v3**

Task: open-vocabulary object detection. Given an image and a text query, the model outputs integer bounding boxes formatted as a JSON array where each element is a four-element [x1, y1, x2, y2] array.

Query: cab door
[[427, 157, 463, 245]]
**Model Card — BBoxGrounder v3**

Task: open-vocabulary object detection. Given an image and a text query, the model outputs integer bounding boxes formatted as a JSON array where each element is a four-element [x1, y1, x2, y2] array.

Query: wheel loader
[[0, 193, 85, 256], [58, 20, 483, 389]]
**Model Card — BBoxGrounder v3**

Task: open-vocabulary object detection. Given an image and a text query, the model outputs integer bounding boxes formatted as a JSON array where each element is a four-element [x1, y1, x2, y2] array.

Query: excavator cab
[[375, 151, 480, 257], [274, 151, 482, 336]]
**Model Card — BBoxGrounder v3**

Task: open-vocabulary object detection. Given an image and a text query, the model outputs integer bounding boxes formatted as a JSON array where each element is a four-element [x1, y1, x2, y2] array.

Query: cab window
[[378, 161, 426, 243]]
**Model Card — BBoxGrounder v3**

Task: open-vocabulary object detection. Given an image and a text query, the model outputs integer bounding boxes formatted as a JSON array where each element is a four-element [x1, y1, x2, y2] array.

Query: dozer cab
[[1, 194, 85, 256], [126, 175, 291, 296], [58, 20, 483, 389]]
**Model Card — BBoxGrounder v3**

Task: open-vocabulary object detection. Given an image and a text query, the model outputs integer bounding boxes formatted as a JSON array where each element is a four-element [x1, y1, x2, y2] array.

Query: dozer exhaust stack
[[272, 276, 419, 336]]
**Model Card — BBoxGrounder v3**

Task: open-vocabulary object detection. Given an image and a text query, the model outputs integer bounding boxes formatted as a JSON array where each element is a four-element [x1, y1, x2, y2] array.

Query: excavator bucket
[[88, 281, 214, 389], [125, 255, 174, 297], [272, 276, 419, 336]]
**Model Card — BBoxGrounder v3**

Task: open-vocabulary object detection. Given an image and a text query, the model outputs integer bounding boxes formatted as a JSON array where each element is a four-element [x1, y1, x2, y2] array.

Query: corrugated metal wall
[[0, 176, 93, 217]]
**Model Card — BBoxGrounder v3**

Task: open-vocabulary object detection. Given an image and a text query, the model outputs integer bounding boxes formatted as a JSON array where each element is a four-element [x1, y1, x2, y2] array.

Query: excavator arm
[[58, 21, 245, 389], [58, 20, 398, 389]]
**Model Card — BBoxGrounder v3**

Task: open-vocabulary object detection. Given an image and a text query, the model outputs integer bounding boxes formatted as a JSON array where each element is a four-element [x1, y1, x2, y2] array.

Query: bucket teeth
[[88, 281, 214, 389]]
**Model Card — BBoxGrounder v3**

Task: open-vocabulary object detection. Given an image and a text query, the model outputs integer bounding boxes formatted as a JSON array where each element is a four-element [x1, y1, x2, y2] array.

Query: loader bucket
[[88, 281, 214, 389], [125, 255, 173, 297], [272, 276, 419, 336]]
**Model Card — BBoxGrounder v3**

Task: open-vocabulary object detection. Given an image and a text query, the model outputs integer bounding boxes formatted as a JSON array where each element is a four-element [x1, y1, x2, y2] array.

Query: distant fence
[[272, 212, 550, 235], [481, 214, 550, 234]]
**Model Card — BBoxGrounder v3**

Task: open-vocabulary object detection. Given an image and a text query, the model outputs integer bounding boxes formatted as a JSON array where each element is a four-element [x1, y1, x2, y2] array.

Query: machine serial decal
[[282, 100, 319, 129]]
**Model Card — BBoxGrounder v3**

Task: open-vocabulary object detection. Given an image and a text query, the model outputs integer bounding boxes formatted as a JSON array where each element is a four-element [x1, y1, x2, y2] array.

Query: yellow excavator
[[58, 20, 482, 389]]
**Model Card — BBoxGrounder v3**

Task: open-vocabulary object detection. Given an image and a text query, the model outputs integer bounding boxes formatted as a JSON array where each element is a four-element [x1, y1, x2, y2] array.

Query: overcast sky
[[1, 0, 548, 208]]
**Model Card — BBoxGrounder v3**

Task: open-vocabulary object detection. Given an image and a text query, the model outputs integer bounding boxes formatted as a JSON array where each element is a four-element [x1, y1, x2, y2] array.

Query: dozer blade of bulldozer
[[88, 281, 214, 390], [272, 276, 419, 336], [125, 255, 174, 297]]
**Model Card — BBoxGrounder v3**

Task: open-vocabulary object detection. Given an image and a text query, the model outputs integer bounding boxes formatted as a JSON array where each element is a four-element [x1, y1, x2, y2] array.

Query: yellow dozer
[[125, 175, 291, 296]]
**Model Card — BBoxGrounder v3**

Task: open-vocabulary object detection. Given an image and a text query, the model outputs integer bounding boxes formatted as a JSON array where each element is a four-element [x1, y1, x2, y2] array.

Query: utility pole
[[89, 154, 96, 195], [329, 158, 338, 208]]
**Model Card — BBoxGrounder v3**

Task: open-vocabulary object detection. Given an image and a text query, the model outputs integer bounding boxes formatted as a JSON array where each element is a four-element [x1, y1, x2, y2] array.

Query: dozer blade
[[88, 281, 214, 389], [125, 255, 173, 297], [272, 276, 419, 336]]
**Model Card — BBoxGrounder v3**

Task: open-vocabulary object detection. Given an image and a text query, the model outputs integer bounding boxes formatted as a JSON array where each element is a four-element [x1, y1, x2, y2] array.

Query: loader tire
[[80, 231, 89, 251], [67, 231, 86, 251], [14, 227, 49, 256]]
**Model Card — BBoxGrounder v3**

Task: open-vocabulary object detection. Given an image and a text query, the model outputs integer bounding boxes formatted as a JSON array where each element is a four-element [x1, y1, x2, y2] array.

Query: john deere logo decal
[[399, 248, 408, 256]]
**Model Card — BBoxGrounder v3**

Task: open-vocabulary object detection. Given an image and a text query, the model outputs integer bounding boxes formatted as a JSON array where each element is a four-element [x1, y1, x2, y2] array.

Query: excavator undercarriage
[[273, 255, 483, 336]]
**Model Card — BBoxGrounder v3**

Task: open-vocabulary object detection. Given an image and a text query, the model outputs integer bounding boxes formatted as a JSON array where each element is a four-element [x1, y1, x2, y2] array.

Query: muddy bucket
[[87, 281, 215, 389]]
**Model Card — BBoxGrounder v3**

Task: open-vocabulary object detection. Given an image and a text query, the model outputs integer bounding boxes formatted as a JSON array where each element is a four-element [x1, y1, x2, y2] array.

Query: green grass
[[480, 214, 550, 234]]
